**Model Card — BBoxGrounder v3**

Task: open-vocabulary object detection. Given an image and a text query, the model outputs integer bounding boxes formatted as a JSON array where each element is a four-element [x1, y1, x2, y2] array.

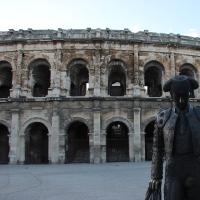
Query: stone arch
[[179, 63, 198, 97], [144, 60, 165, 97], [103, 116, 133, 133], [28, 58, 51, 97], [105, 120, 130, 162], [141, 116, 156, 133], [20, 117, 52, 136], [24, 122, 49, 164], [0, 123, 10, 164], [68, 58, 89, 96], [67, 58, 89, 72], [0, 120, 11, 133], [64, 117, 92, 134], [179, 63, 197, 78], [19, 117, 52, 164], [108, 59, 127, 96], [65, 119, 90, 163], [0, 60, 13, 98]]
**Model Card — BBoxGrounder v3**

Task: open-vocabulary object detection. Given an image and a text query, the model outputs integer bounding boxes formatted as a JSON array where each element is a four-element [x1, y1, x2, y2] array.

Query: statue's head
[[163, 75, 199, 110]]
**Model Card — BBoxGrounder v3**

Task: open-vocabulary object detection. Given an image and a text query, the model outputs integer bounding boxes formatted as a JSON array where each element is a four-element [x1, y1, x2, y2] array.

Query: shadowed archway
[[25, 122, 49, 164], [28, 59, 51, 97], [145, 120, 155, 161], [0, 61, 12, 98], [66, 121, 90, 163], [0, 124, 9, 164], [144, 61, 164, 97], [106, 121, 129, 162]]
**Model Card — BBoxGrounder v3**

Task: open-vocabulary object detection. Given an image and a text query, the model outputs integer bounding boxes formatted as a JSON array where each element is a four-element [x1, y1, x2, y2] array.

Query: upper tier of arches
[[0, 57, 199, 98]]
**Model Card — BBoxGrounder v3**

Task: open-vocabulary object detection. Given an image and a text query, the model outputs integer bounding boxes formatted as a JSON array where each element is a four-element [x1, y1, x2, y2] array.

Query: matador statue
[[147, 75, 200, 200]]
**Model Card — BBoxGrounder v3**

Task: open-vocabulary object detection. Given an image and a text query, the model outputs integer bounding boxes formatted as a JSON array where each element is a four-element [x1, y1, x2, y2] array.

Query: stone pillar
[[60, 71, 69, 96], [10, 44, 24, 98], [50, 111, 60, 163], [92, 100, 101, 163], [101, 130, 106, 163], [141, 131, 146, 161], [128, 132, 134, 162], [49, 45, 63, 97], [9, 109, 20, 164], [133, 107, 142, 161], [89, 50, 101, 96], [170, 52, 176, 77], [133, 45, 146, 97]]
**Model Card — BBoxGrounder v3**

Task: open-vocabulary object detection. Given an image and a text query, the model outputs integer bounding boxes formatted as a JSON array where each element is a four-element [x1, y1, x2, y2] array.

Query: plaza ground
[[0, 162, 152, 200]]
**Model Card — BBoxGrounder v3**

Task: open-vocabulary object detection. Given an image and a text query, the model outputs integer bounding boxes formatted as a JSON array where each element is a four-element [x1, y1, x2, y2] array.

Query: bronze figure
[[148, 75, 200, 200]]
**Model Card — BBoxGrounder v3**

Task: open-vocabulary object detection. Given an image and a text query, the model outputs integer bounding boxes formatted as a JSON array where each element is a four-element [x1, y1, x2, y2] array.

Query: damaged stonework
[[0, 29, 200, 164]]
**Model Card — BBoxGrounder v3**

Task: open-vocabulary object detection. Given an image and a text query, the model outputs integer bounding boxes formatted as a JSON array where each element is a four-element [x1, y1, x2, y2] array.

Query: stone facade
[[0, 28, 200, 164]]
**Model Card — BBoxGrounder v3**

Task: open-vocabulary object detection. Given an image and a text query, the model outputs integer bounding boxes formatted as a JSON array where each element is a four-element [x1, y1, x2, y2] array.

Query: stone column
[[128, 132, 134, 162], [141, 131, 146, 161], [92, 100, 101, 163], [50, 110, 60, 163], [133, 45, 145, 97], [133, 107, 142, 161], [89, 50, 101, 96], [101, 130, 106, 163], [9, 109, 20, 164], [170, 52, 176, 77], [11, 44, 24, 98], [49, 45, 63, 97]]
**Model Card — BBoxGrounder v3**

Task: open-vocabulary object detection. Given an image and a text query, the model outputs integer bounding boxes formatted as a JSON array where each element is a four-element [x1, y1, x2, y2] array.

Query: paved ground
[[0, 162, 152, 200]]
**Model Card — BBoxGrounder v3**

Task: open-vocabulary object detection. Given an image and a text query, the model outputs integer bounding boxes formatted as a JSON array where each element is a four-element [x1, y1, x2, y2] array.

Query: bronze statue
[[146, 75, 200, 200]]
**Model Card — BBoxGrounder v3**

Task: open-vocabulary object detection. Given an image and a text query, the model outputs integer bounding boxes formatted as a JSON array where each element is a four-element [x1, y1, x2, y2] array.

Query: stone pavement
[[0, 162, 152, 200]]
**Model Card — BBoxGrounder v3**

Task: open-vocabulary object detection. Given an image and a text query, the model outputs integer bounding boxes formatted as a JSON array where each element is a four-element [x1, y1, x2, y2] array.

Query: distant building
[[0, 28, 199, 164]]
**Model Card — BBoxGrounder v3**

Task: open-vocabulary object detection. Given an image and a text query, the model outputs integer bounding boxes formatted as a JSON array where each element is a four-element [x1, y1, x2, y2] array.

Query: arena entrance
[[145, 121, 155, 161], [66, 121, 89, 163], [0, 124, 9, 164], [106, 121, 129, 162], [25, 122, 48, 164]]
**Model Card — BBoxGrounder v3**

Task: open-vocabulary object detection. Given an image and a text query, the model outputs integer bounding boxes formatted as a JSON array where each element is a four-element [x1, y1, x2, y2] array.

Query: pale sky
[[0, 0, 199, 37]]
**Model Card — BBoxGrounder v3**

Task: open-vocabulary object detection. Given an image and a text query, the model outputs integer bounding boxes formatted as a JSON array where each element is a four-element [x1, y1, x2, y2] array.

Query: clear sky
[[1, 0, 199, 36]]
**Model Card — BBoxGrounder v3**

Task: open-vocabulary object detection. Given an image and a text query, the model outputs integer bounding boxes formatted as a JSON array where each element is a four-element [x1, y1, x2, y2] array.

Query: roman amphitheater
[[0, 28, 199, 164]]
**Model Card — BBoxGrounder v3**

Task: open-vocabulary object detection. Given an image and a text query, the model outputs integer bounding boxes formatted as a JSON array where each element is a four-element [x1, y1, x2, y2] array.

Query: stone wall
[[0, 29, 199, 164]]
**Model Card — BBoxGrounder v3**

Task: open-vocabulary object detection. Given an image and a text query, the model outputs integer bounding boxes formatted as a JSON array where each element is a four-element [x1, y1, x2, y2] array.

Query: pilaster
[[92, 100, 101, 163], [50, 110, 60, 163], [133, 107, 142, 161], [9, 109, 20, 164], [10, 44, 24, 98]]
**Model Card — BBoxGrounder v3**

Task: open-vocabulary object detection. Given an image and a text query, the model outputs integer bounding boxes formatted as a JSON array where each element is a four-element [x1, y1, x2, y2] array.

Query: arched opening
[[179, 64, 197, 97], [106, 121, 129, 162], [108, 61, 126, 96], [145, 120, 155, 161], [29, 59, 50, 97], [144, 61, 163, 97], [25, 122, 48, 164], [66, 121, 89, 163], [0, 61, 12, 98], [69, 60, 89, 96], [0, 124, 9, 164]]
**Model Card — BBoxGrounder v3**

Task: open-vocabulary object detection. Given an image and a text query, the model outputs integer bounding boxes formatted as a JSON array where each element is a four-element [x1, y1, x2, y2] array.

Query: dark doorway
[[0, 61, 12, 98], [106, 121, 129, 162], [25, 122, 48, 164], [66, 121, 89, 163], [0, 124, 9, 164], [145, 121, 155, 161]]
